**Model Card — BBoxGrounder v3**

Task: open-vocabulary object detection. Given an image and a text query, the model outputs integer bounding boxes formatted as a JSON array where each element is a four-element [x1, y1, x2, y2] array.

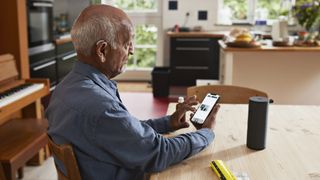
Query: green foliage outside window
[[90, 0, 101, 5], [135, 48, 156, 68], [257, 0, 282, 19], [127, 25, 157, 68], [115, 0, 156, 11], [135, 25, 157, 45], [224, 0, 248, 20], [114, 0, 157, 69], [224, 0, 291, 21]]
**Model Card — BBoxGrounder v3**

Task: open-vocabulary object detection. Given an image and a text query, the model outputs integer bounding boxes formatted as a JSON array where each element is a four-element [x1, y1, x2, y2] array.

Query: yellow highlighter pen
[[210, 160, 237, 180]]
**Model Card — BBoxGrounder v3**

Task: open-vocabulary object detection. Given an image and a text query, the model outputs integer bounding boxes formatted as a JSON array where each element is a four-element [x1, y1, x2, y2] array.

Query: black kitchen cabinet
[[56, 41, 77, 82], [170, 37, 221, 86], [29, 39, 77, 90], [29, 47, 58, 88]]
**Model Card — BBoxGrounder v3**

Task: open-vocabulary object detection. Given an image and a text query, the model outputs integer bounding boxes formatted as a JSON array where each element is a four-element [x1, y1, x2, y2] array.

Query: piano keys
[[0, 54, 49, 125], [0, 83, 44, 108]]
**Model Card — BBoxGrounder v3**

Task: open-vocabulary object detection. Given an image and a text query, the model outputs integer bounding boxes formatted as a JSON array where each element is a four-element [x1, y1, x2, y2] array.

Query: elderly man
[[46, 4, 220, 180]]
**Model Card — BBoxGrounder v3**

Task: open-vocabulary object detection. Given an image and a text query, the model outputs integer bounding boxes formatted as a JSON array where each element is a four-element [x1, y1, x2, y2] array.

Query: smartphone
[[191, 93, 220, 124]]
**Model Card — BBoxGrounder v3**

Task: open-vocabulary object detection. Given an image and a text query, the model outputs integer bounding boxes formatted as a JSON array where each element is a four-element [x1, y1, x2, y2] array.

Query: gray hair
[[71, 14, 132, 56]]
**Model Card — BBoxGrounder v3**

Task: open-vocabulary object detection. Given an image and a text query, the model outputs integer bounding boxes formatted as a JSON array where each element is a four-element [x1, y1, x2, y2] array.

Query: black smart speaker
[[246, 96, 269, 150]]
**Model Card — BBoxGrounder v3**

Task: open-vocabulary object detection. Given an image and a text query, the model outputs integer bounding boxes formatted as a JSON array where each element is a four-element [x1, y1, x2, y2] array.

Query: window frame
[[102, 0, 163, 81], [218, 0, 295, 25]]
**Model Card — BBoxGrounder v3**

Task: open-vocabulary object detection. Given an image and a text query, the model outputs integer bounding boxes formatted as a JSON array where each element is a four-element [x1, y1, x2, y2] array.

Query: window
[[102, 0, 162, 80], [114, 0, 157, 12], [219, 0, 294, 24], [128, 25, 157, 69]]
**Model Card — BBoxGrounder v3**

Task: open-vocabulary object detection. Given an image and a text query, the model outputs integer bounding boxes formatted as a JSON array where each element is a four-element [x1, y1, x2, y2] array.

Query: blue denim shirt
[[46, 61, 215, 180]]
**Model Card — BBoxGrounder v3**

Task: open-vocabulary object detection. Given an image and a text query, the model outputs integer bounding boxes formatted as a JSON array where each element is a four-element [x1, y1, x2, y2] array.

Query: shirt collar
[[73, 60, 118, 92]]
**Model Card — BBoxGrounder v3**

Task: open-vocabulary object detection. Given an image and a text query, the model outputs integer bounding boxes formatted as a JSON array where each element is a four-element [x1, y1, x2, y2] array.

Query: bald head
[[77, 5, 130, 23], [71, 5, 133, 57]]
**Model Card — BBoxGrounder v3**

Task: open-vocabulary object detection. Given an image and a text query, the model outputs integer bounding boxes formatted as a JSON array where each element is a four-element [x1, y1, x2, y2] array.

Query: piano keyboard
[[0, 83, 44, 108]]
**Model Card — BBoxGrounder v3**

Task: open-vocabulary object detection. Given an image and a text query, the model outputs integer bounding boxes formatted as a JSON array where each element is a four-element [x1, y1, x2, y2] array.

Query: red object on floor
[[119, 92, 176, 120]]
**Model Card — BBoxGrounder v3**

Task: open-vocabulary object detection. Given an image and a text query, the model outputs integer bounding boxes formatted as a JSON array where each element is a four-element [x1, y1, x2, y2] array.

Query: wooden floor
[[117, 81, 152, 93], [22, 81, 178, 180]]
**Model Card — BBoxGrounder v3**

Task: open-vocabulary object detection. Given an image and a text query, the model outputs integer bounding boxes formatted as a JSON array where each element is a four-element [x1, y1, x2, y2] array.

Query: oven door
[[27, 0, 53, 48]]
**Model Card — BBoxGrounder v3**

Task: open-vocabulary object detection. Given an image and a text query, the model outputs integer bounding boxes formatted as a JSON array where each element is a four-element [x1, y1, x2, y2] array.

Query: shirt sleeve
[[92, 104, 215, 173], [142, 116, 172, 134]]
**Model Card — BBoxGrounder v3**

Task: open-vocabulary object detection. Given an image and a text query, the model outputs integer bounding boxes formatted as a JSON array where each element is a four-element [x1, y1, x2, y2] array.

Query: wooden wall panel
[[0, 0, 30, 79]]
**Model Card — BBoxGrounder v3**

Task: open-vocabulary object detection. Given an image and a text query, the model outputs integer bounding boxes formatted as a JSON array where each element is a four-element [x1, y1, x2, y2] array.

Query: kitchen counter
[[167, 31, 272, 39], [54, 34, 72, 45], [167, 31, 227, 38], [219, 40, 320, 105], [219, 40, 320, 52]]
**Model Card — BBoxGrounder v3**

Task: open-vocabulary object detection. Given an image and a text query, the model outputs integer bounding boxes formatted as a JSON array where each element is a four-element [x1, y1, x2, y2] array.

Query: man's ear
[[96, 41, 109, 63]]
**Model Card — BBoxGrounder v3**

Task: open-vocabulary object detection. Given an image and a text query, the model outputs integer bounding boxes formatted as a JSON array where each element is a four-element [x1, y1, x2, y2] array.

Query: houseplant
[[292, 0, 320, 32], [292, 0, 320, 45]]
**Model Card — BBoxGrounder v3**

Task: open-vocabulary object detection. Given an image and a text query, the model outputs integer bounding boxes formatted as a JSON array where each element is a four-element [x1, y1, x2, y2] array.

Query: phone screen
[[191, 93, 220, 124]]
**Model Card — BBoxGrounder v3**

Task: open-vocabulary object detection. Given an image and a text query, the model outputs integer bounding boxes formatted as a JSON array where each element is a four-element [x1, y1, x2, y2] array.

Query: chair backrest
[[47, 135, 82, 180], [0, 163, 6, 180], [187, 85, 268, 104]]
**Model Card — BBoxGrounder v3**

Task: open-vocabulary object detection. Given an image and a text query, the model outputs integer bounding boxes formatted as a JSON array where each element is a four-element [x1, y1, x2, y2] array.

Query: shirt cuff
[[187, 128, 215, 157]]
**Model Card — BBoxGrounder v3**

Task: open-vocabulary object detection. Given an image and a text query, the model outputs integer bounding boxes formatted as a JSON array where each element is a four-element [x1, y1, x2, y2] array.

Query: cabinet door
[[57, 51, 77, 82], [171, 38, 211, 67], [56, 41, 74, 54], [30, 58, 57, 87], [29, 49, 57, 87], [170, 37, 220, 86], [56, 42, 77, 82]]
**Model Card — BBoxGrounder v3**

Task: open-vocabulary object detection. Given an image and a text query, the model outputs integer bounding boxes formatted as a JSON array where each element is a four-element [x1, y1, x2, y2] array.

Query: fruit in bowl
[[226, 32, 261, 48], [235, 33, 253, 43]]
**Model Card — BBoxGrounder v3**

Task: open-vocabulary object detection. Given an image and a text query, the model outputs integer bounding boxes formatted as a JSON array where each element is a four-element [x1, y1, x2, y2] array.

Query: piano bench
[[0, 118, 48, 180]]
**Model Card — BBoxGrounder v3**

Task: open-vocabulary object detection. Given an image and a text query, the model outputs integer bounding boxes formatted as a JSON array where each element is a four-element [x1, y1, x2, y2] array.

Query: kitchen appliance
[[27, 0, 54, 55], [27, 0, 57, 88], [271, 19, 289, 42]]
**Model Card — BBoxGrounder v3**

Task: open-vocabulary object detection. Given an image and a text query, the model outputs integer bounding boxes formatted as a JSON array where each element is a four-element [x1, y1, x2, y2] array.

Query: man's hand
[[170, 96, 198, 131], [191, 104, 220, 130]]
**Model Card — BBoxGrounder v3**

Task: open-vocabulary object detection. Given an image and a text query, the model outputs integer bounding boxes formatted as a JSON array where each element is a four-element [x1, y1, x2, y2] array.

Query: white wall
[[162, 0, 217, 30], [162, 0, 218, 66]]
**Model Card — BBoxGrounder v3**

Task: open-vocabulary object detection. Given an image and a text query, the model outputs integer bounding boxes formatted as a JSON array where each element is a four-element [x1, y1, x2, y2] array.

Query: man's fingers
[[208, 104, 220, 119], [177, 104, 196, 113], [184, 95, 198, 106], [180, 122, 190, 128]]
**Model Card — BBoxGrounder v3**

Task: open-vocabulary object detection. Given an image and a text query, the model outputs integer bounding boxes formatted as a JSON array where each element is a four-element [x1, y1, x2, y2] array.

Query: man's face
[[104, 28, 134, 78]]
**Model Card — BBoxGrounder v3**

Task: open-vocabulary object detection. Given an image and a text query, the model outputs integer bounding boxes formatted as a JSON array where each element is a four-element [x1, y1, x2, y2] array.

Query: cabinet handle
[[176, 38, 210, 42], [33, 61, 56, 71], [175, 66, 209, 70], [176, 47, 210, 51], [33, 2, 53, 7], [62, 52, 77, 61]]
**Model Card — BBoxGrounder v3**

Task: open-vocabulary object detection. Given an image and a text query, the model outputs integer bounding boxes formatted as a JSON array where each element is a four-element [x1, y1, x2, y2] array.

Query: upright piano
[[0, 54, 50, 180]]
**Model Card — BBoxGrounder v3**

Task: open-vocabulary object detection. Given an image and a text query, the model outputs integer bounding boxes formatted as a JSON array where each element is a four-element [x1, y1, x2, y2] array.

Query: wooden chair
[[187, 85, 268, 104], [47, 135, 81, 180]]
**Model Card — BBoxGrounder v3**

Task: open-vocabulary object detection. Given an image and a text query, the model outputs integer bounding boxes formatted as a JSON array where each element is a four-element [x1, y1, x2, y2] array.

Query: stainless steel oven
[[27, 0, 54, 55]]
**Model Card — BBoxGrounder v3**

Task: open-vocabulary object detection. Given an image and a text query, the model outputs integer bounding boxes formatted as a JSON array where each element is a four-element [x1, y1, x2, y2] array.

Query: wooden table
[[150, 103, 320, 180]]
